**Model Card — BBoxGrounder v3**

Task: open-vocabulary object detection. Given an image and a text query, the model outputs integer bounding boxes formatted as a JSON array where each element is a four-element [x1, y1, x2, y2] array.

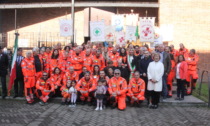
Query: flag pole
[[71, 0, 75, 46], [15, 9, 17, 33]]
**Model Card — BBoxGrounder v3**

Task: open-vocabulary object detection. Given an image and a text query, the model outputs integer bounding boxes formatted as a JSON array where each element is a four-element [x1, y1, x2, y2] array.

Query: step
[[0, 95, 207, 107]]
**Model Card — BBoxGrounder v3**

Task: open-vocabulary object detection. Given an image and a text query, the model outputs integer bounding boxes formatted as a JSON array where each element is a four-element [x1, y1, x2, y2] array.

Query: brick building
[[0, 0, 210, 80]]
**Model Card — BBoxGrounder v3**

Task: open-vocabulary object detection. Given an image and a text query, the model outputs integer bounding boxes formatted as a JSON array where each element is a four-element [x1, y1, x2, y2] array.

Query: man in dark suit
[[159, 44, 171, 100], [14, 48, 24, 98], [0, 46, 8, 99]]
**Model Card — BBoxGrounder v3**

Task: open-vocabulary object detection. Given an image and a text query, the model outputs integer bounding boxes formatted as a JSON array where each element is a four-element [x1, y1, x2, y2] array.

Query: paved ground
[[0, 99, 210, 126]]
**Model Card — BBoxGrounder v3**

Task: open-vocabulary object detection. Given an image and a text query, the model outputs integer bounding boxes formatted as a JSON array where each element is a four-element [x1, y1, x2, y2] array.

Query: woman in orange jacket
[[50, 67, 63, 97], [175, 55, 188, 100], [167, 54, 176, 97], [46, 49, 60, 75]]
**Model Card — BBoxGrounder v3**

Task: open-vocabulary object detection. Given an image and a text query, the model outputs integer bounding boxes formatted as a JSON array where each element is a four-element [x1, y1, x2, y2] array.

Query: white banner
[[90, 21, 105, 42], [59, 19, 72, 37], [126, 14, 139, 26], [154, 26, 163, 45], [139, 17, 155, 42], [160, 24, 174, 41], [125, 26, 136, 42], [105, 26, 115, 42], [112, 15, 124, 32], [116, 31, 125, 46]]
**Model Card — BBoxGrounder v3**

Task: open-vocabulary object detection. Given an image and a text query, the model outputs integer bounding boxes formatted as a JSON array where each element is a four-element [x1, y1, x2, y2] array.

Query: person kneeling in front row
[[36, 72, 55, 106]]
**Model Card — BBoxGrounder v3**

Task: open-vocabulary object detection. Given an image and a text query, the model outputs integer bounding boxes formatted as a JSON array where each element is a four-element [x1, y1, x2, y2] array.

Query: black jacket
[[138, 56, 153, 75], [16, 56, 24, 79], [0, 53, 8, 77]]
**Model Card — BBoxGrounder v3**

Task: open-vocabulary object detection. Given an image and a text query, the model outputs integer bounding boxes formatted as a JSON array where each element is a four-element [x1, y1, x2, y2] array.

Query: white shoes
[[95, 107, 103, 111]]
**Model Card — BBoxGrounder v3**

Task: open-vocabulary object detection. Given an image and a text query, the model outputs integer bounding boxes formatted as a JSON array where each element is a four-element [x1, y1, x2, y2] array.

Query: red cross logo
[[142, 27, 151, 37], [106, 33, 113, 39], [119, 37, 124, 43]]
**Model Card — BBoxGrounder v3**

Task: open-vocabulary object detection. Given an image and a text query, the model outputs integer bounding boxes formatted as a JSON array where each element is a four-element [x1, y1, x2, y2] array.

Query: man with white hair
[[158, 44, 171, 100], [32, 47, 43, 81], [21, 51, 36, 104], [108, 69, 128, 110]]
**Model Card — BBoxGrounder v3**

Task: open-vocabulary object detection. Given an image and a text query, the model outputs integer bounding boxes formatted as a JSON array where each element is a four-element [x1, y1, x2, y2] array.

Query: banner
[[59, 19, 73, 37], [90, 21, 105, 42], [116, 31, 125, 46], [112, 15, 124, 31], [154, 26, 163, 45], [160, 24, 174, 41], [125, 26, 136, 42], [139, 17, 155, 42], [105, 26, 115, 42], [126, 14, 139, 26]]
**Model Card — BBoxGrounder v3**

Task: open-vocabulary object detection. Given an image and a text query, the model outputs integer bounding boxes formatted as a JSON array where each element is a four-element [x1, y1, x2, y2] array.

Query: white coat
[[147, 61, 164, 92]]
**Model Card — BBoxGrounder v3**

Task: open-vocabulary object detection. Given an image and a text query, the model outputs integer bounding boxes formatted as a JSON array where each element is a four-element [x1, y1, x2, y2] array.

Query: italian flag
[[8, 33, 19, 95]]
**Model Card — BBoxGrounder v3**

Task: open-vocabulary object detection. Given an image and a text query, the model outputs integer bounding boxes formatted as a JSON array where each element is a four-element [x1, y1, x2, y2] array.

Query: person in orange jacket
[[127, 71, 145, 107], [92, 50, 105, 70], [36, 72, 55, 106], [170, 44, 179, 61], [108, 69, 128, 110], [175, 55, 188, 100], [63, 66, 79, 86], [76, 71, 96, 105], [60, 80, 72, 105], [21, 51, 36, 104], [178, 43, 188, 56], [46, 49, 60, 75], [50, 67, 63, 97], [83, 49, 93, 72], [32, 47, 43, 81], [71, 47, 84, 74], [108, 48, 119, 67], [167, 54, 176, 97], [59, 51, 71, 75], [185, 49, 199, 95]]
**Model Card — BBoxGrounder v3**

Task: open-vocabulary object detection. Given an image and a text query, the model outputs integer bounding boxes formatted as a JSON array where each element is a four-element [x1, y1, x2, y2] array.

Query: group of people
[[0, 41, 199, 110]]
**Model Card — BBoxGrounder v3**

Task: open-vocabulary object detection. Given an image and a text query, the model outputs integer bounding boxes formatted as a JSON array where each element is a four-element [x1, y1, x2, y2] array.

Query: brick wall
[[159, 0, 210, 81]]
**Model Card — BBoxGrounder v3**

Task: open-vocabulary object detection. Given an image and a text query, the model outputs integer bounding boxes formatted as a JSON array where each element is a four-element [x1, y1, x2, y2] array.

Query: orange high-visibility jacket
[[108, 52, 119, 67], [178, 48, 188, 56], [50, 73, 63, 87], [63, 71, 79, 86], [70, 54, 84, 71], [128, 78, 145, 98], [36, 78, 55, 92], [108, 77, 128, 95], [185, 53, 199, 71], [92, 55, 105, 70], [21, 58, 36, 77], [83, 55, 93, 72], [46, 58, 60, 73], [76, 77, 96, 92], [59, 57, 72, 74]]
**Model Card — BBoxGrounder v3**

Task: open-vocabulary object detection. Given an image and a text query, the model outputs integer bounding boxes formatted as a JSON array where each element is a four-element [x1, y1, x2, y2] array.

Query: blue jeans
[[162, 75, 168, 98]]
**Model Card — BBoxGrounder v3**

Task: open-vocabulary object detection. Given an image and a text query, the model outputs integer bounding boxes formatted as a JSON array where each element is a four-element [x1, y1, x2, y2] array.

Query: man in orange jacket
[[71, 47, 84, 74], [127, 71, 145, 107], [92, 50, 105, 70], [108, 48, 119, 67], [83, 49, 93, 72], [185, 49, 199, 95], [21, 51, 36, 104], [108, 69, 128, 110], [76, 71, 96, 105], [36, 72, 55, 106], [178, 43, 188, 56], [63, 66, 79, 86]]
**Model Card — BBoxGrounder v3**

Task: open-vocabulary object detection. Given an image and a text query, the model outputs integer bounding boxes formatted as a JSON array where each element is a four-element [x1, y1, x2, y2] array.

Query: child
[[95, 79, 106, 111], [61, 80, 71, 105], [69, 80, 77, 107]]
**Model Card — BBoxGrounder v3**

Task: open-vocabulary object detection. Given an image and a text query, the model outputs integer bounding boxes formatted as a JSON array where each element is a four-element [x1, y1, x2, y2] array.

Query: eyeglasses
[[114, 73, 120, 75]]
